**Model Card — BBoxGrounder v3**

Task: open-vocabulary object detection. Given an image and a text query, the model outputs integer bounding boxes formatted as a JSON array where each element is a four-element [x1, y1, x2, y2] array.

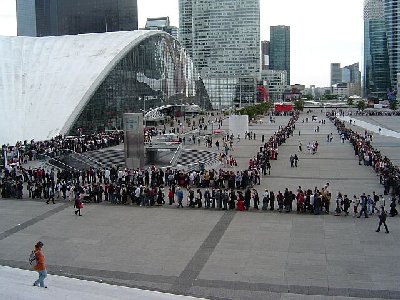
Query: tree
[[357, 100, 366, 111], [347, 98, 354, 106], [294, 99, 304, 111], [389, 100, 398, 110]]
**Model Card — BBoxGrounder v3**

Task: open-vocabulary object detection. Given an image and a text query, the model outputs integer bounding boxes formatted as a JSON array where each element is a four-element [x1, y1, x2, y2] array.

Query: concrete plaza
[[0, 111, 399, 300]]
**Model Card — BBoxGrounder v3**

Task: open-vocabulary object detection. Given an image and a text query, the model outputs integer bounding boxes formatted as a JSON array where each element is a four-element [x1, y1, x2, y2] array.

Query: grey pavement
[[1, 111, 400, 300]]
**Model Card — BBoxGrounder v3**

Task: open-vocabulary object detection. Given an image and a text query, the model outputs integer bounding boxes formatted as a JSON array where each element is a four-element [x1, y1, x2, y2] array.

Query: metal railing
[[169, 144, 182, 167]]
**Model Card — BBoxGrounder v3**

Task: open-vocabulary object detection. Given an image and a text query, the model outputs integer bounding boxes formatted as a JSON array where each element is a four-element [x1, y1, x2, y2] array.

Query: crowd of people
[[1, 131, 124, 166], [328, 111, 399, 218], [0, 112, 299, 209], [1, 110, 399, 222], [337, 109, 400, 116]]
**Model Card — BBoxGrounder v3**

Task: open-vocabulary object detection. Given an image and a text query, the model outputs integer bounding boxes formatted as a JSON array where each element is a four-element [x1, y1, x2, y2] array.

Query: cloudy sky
[[0, 0, 364, 87]]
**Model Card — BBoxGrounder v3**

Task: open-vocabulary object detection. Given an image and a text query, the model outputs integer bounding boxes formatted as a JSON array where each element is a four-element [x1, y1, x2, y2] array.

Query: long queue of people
[[328, 112, 399, 217], [1, 112, 298, 206], [1, 130, 124, 166]]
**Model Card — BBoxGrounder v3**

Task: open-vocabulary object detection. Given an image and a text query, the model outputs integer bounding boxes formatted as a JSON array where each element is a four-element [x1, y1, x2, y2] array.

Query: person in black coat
[[389, 198, 398, 217], [376, 207, 389, 233], [244, 188, 251, 210]]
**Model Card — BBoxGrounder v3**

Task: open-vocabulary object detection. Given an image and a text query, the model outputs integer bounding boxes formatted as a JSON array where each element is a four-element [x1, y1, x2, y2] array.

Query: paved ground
[[1, 111, 400, 300]]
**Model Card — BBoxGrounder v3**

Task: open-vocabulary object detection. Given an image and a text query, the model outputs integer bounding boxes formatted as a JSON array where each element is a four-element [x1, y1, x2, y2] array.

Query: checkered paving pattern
[[176, 149, 220, 167], [83, 149, 125, 169]]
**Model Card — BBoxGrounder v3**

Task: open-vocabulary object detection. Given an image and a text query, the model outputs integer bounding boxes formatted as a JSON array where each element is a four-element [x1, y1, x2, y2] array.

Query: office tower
[[364, 0, 391, 98], [261, 70, 287, 101], [330, 62, 362, 97], [144, 17, 178, 39], [269, 25, 290, 85], [384, 0, 400, 92], [331, 63, 342, 86], [261, 41, 270, 70], [179, 0, 260, 108], [17, 0, 138, 37], [179, 0, 194, 57]]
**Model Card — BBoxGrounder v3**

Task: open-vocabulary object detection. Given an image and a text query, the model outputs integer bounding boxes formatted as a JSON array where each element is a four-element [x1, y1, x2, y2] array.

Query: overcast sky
[[0, 0, 364, 87]]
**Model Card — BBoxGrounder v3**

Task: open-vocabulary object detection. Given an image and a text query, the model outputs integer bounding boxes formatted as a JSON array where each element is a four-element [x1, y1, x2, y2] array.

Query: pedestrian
[[376, 207, 389, 233], [253, 189, 259, 210], [389, 198, 398, 217], [74, 197, 83, 216], [176, 187, 184, 208], [168, 188, 174, 205], [32, 241, 47, 288], [357, 193, 368, 218], [294, 154, 299, 167]]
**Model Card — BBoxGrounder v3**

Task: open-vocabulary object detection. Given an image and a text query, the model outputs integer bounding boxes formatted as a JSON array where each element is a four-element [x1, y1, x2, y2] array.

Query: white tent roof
[[0, 30, 162, 144]]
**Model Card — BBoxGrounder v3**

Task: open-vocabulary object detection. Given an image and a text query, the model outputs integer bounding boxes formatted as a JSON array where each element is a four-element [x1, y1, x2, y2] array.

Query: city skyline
[[0, 0, 364, 87]]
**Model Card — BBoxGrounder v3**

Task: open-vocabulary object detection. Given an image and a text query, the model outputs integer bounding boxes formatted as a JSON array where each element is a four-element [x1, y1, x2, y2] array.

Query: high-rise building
[[330, 62, 361, 96], [364, 0, 391, 98], [144, 17, 178, 39], [261, 41, 270, 70], [261, 70, 287, 101], [384, 0, 400, 92], [331, 63, 342, 86], [179, 0, 260, 108], [17, 0, 138, 37], [179, 0, 194, 57], [269, 25, 290, 85]]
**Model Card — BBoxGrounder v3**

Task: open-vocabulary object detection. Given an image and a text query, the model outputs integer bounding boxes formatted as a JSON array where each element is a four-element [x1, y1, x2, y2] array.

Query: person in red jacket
[[74, 197, 83, 216], [32, 241, 47, 288], [236, 193, 245, 211]]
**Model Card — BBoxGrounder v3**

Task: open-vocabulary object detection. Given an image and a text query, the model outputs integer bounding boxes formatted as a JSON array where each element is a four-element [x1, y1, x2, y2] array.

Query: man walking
[[357, 193, 369, 218], [32, 241, 47, 288], [376, 207, 389, 233], [176, 188, 184, 208]]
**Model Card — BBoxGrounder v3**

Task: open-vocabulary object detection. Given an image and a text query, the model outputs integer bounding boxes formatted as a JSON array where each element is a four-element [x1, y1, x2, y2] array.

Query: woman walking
[[74, 197, 83, 216], [32, 241, 47, 288]]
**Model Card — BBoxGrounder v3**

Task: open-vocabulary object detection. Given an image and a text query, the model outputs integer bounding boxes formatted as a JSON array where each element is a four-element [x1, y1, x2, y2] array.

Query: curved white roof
[[0, 30, 163, 144]]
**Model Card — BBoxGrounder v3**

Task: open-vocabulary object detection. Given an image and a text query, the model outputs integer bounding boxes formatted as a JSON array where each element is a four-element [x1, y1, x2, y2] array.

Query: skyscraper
[[364, 0, 391, 98], [331, 63, 342, 86], [144, 17, 178, 39], [179, 0, 260, 108], [179, 0, 194, 57], [17, 0, 138, 37], [269, 25, 290, 85], [261, 41, 270, 70], [384, 0, 400, 92]]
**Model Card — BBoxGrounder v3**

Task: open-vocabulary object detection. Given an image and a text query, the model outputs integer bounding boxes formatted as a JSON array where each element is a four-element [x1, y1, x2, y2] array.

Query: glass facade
[[364, 0, 391, 98], [384, 0, 400, 92], [70, 34, 210, 135], [179, 0, 260, 108], [179, 0, 194, 57], [269, 25, 290, 85], [17, 0, 138, 37], [331, 63, 342, 86]]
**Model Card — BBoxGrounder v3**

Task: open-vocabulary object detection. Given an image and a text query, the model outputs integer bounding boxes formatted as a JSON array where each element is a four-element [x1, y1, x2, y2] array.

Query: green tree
[[294, 99, 304, 111], [389, 100, 398, 110], [347, 98, 354, 106], [357, 100, 366, 111]]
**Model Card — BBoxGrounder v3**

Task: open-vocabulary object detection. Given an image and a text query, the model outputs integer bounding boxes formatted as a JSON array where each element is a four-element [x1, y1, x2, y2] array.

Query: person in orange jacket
[[32, 241, 47, 288]]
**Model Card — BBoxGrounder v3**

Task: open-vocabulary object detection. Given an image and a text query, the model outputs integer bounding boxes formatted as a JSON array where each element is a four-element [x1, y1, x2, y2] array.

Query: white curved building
[[0, 31, 210, 144]]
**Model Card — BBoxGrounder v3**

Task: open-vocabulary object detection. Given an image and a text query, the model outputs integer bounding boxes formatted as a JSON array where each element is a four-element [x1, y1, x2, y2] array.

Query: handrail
[[59, 148, 105, 169], [169, 144, 182, 166], [42, 153, 80, 172], [69, 150, 105, 169]]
